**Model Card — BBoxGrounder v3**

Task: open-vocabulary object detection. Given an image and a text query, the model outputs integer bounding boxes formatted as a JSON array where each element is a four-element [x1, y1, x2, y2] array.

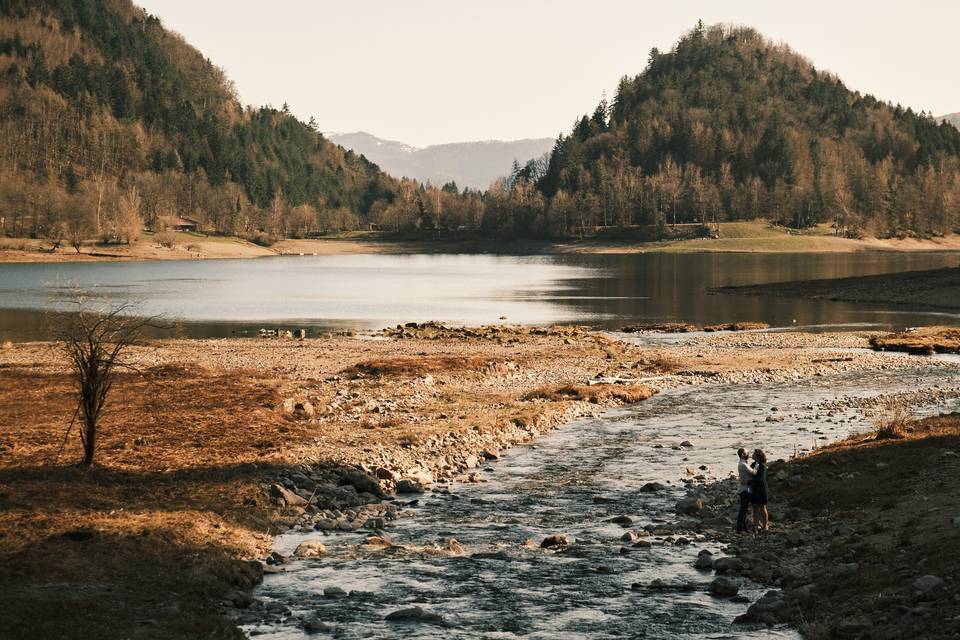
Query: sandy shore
[[3, 228, 960, 264], [1, 325, 957, 638], [716, 265, 960, 312]]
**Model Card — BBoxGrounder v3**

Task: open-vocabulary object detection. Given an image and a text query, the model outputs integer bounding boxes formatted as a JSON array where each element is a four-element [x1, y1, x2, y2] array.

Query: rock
[[385, 607, 445, 626], [223, 589, 254, 608], [775, 470, 789, 481], [608, 515, 633, 525], [785, 530, 804, 546], [324, 586, 347, 599], [302, 615, 330, 634], [632, 539, 653, 548], [270, 484, 308, 507], [621, 531, 641, 543], [675, 497, 705, 515], [374, 467, 396, 481], [295, 401, 315, 418], [267, 551, 289, 565], [694, 554, 714, 570], [712, 556, 743, 573], [464, 454, 480, 469], [281, 398, 296, 414], [342, 470, 384, 497], [640, 482, 666, 493], [735, 590, 788, 625], [540, 534, 571, 549], [709, 576, 740, 597], [481, 449, 500, 460], [913, 575, 945, 592], [294, 540, 327, 558], [396, 478, 426, 494], [679, 440, 694, 448]]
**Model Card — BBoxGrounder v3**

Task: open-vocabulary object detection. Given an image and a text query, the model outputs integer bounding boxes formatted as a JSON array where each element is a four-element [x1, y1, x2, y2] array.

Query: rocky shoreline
[[2, 323, 958, 638]]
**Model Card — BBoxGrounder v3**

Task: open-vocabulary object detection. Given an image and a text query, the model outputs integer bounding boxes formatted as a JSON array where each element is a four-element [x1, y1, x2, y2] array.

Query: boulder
[[294, 540, 327, 558], [640, 482, 666, 493], [385, 607, 445, 626], [540, 534, 571, 549], [396, 478, 426, 494], [709, 576, 740, 597], [712, 556, 743, 573], [694, 554, 714, 570], [481, 449, 501, 460], [269, 484, 308, 507], [735, 590, 788, 625], [342, 470, 384, 497], [675, 497, 704, 515], [324, 586, 348, 599], [302, 615, 330, 635], [607, 515, 633, 525]]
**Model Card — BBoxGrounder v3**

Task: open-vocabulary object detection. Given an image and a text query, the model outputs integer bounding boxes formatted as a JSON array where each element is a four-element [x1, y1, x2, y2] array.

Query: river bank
[[681, 412, 960, 639], [716, 265, 960, 312], [3, 222, 960, 263], [0, 325, 956, 638]]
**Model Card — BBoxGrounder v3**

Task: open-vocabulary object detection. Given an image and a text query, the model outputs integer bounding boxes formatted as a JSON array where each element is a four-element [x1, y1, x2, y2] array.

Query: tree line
[[1, 6, 958, 245]]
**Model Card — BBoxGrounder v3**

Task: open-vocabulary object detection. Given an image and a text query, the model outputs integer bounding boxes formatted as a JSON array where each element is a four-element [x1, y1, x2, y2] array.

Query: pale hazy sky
[[137, 0, 959, 148]]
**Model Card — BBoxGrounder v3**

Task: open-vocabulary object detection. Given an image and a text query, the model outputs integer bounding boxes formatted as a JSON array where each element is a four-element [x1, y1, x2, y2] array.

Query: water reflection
[[0, 252, 956, 340]]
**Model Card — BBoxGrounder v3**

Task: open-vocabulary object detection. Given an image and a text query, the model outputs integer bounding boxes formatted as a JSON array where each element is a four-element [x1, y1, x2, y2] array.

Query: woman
[[750, 449, 769, 531]]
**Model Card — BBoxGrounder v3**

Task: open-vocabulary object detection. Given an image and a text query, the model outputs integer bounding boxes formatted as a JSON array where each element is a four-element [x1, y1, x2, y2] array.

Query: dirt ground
[[0, 325, 955, 638]]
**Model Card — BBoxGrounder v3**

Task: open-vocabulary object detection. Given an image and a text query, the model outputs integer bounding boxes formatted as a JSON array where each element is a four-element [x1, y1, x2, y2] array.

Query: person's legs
[[736, 491, 750, 532], [751, 502, 759, 529], [760, 505, 769, 530]]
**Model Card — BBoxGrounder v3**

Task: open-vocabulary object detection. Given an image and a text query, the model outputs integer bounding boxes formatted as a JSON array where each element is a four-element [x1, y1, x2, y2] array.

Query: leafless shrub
[[155, 231, 178, 248], [54, 292, 166, 466]]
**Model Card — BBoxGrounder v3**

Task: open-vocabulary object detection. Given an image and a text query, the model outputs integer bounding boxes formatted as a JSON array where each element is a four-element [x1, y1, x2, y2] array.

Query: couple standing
[[736, 448, 768, 532]]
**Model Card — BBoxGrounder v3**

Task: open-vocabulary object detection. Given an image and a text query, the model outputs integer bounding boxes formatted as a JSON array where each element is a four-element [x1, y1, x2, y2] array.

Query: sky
[[137, 0, 959, 148]]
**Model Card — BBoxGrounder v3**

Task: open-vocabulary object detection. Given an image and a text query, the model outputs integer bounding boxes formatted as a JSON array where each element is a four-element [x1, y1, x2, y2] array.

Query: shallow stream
[[245, 353, 959, 639]]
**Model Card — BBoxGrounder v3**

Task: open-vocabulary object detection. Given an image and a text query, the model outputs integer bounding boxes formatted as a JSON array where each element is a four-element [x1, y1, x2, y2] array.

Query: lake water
[[0, 252, 957, 340]]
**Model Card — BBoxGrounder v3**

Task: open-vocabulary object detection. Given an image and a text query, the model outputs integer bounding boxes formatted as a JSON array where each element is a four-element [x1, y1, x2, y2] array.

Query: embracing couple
[[736, 448, 768, 533]]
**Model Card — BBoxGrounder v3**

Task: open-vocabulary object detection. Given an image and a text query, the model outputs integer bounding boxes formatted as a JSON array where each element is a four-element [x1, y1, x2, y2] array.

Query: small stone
[[302, 615, 330, 634], [396, 479, 426, 494], [324, 586, 347, 599], [385, 607, 445, 626], [694, 554, 714, 570], [640, 482, 666, 493], [294, 540, 327, 558], [540, 534, 571, 549], [913, 575, 945, 592]]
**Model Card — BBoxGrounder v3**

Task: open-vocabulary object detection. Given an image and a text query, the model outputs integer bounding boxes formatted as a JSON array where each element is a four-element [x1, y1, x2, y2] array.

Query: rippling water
[[246, 358, 959, 639]]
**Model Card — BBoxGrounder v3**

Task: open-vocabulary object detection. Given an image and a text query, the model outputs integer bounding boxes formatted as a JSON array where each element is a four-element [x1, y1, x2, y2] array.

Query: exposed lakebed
[[241, 349, 960, 639]]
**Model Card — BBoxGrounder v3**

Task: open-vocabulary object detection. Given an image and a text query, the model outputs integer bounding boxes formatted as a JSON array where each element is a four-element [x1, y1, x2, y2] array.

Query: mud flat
[[714, 265, 960, 312], [0, 324, 956, 638]]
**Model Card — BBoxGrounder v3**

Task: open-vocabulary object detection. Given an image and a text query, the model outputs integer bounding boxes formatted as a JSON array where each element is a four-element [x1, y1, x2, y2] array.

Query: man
[[736, 447, 755, 533]]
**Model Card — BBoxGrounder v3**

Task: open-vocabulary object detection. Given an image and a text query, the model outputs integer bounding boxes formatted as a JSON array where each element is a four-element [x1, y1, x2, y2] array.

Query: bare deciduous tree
[[56, 293, 162, 466]]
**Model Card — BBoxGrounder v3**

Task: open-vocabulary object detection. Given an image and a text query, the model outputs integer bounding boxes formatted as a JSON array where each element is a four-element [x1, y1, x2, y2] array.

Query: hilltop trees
[[530, 23, 960, 239]]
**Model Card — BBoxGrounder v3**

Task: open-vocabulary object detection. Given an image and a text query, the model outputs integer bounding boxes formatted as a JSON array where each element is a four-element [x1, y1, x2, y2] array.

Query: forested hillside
[[490, 23, 960, 239], [0, 0, 397, 242]]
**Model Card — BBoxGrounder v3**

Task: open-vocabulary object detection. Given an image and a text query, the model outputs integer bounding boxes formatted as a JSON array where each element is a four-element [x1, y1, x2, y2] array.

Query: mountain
[[0, 0, 397, 241], [329, 132, 554, 190], [940, 113, 960, 129], [489, 22, 960, 239]]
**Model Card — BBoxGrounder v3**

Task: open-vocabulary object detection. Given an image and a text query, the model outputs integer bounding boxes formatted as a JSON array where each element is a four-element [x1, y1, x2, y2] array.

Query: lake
[[0, 252, 957, 340]]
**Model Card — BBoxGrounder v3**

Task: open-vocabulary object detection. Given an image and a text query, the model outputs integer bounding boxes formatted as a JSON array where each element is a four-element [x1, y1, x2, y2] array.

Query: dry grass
[[869, 402, 914, 440], [0, 363, 295, 639], [523, 383, 655, 404], [870, 327, 960, 355], [343, 355, 518, 378]]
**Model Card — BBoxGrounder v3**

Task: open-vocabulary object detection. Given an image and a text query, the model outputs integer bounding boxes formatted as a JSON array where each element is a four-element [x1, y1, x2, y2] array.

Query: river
[[0, 252, 958, 340], [241, 344, 959, 639]]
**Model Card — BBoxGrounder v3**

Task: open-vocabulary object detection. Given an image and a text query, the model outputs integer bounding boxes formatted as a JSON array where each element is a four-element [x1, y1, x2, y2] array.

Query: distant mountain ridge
[[940, 113, 960, 128], [329, 132, 554, 190]]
